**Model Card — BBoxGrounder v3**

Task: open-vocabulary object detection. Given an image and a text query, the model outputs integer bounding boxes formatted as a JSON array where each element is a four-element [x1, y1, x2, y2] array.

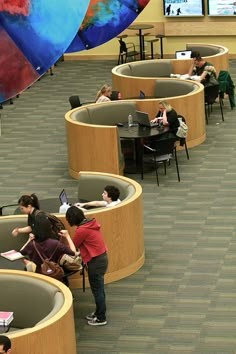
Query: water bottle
[[59, 202, 70, 214], [128, 113, 133, 127]]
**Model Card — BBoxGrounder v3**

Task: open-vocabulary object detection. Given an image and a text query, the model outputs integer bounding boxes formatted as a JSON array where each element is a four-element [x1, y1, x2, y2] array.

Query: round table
[[128, 24, 154, 60]]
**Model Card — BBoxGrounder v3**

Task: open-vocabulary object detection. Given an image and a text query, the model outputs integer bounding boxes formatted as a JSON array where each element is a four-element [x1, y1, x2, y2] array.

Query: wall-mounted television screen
[[208, 0, 236, 16], [163, 0, 204, 17]]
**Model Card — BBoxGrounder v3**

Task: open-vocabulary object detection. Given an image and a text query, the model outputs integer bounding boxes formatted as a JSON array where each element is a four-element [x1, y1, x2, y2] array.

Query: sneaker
[[87, 317, 107, 326], [85, 312, 96, 321]]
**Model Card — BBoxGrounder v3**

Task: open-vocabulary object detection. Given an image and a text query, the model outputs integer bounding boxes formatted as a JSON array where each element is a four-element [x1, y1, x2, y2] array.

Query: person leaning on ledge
[[188, 51, 218, 87], [0, 335, 11, 354], [75, 185, 121, 210]]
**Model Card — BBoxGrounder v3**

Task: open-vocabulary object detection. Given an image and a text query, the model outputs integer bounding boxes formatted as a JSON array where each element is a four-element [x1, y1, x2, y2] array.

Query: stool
[[155, 34, 165, 59], [146, 38, 159, 59], [136, 32, 150, 60]]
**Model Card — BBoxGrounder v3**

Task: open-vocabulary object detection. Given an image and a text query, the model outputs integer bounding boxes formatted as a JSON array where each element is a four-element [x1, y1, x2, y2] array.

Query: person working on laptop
[[75, 185, 121, 210], [188, 51, 218, 87], [151, 100, 179, 138]]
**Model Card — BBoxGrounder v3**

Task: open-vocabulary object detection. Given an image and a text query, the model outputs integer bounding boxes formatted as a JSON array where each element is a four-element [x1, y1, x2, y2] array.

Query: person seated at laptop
[[75, 185, 121, 210], [151, 100, 179, 138], [95, 84, 112, 103], [188, 51, 218, 87]]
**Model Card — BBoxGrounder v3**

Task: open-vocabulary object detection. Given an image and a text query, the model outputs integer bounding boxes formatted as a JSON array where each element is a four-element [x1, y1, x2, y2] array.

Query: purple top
[[21, 238, 74, 273]]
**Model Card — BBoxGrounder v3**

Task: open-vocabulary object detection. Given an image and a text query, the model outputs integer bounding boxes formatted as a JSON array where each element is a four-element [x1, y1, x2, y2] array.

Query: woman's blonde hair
[[95, 84, 112, 101], [159, 100, 173, 112]]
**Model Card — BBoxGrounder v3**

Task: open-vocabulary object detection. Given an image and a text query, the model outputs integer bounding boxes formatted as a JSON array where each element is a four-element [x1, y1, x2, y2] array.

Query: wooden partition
[[65, 115, 121, 178], [0, 173, 144, 289], [112, 72, 205, 148], [2, 270, 76, 354]]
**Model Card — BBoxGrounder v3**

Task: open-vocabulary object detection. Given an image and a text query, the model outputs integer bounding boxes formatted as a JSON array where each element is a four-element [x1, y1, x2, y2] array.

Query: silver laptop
[[175, 50, 192, 59], [136, 110, 159, 128], [59, 189, 69, 205]]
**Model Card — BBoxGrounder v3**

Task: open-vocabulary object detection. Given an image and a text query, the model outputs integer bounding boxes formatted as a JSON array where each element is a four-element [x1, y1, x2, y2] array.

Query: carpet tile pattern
[[1, 60, 236, 353]]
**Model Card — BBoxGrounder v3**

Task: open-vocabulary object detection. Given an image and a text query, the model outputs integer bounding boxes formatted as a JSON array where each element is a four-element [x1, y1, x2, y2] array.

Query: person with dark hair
[[76, 185, 121, 210], [188, 51, 218, 87], [11, 193, 47, 239], [20, 217, 76, 274], [60, 206, 108, 326], [0, 335, 11, 353]]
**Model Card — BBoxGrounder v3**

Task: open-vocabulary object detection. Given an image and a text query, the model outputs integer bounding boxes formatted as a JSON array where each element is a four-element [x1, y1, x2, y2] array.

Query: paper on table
[[1, 250, 24, 261]]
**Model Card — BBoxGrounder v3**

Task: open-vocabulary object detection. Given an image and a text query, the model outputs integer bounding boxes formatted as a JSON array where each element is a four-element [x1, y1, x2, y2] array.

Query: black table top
[[0, 256, 25, 271], [118, 123, 169, 139]]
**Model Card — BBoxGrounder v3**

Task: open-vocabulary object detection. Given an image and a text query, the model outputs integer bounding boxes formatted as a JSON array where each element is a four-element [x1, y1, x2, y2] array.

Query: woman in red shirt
[[60, 206, 108, 326]]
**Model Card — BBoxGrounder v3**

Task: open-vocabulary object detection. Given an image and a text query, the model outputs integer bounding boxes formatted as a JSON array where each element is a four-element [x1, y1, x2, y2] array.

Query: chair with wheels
[[177, 115, 190, 160], [141, 137, 180, 186], [204, 84, 224, 124]]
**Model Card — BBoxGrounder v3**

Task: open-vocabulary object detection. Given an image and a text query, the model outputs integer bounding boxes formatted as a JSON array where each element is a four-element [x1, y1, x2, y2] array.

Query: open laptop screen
[[59, 189, 68, 205], [139, 90, 145, 99], [175, 50, 192, 59]]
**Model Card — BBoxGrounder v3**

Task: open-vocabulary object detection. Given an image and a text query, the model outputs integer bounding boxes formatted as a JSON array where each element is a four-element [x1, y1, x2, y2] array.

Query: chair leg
[[154, 158, 159, 186], [174, 148, 180, 182], [205, 105, 208, 125], [219, 99, 224, 122], [184, 142, 190, 160]]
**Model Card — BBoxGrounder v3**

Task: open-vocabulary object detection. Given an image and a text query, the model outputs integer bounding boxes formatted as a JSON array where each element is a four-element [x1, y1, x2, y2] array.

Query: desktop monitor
[[163, 0, 204, 17]]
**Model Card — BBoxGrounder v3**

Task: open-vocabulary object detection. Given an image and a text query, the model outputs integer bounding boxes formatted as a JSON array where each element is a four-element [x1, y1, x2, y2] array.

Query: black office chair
[[69, 95, 82, 109], [118, 38, 140, 65], [110, 91, 121, 101], [218, 70, 235, 110], [204, 84, 224, 124], [177, 115, 190, 160], [141, 137, 180, 186], [0, 204, 19, 216], [69, 95, 94, 109]]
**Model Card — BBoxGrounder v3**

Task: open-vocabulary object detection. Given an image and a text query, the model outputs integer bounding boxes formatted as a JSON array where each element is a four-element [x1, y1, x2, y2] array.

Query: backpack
[[176, 117, 188, 138], [35, 210, 65, 239], [33, 240, 64, 281]]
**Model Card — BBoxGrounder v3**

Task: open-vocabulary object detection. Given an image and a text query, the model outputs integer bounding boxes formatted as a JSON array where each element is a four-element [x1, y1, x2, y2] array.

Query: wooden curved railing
[[1, 269, 76, 354]]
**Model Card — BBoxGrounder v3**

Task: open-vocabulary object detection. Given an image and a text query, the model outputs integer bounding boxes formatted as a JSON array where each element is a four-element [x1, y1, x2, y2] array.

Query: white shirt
[[96, 95, 111, 103], [105, 199, 121, 207]]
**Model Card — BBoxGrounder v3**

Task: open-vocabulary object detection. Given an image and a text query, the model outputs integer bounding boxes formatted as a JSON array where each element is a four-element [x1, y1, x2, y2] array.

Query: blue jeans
[[87, 252, 108, 321]]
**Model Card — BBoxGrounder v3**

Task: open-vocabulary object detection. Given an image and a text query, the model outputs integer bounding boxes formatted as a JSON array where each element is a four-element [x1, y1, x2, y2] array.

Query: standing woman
[[60, 206, 108, 326], [12, 193, 47, 239]]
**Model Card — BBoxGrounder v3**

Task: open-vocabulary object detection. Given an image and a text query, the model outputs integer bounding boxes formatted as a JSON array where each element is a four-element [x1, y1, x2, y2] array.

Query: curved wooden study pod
[[1, 269, 76, 354], [0, 172, 144, 289]]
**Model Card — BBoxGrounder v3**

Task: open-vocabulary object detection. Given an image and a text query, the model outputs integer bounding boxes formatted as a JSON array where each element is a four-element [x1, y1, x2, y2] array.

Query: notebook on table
[[136, 110, 159, 128]]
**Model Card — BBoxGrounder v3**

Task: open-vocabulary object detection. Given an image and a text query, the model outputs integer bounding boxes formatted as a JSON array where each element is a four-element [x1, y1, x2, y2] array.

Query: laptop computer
[[59, 189, 69, 205], [175, 50, 192, 59], [136, 110, 159, 128], [139, 90, 145, 99]]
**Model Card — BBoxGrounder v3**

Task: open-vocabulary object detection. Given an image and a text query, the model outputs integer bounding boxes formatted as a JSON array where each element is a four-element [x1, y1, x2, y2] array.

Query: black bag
[[33, 241, 64, 281], [35, 210, 65, 238]]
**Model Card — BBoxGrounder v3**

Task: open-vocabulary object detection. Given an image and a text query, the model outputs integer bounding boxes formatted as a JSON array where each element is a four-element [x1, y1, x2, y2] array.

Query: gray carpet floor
[[1, 60, 236, 353]]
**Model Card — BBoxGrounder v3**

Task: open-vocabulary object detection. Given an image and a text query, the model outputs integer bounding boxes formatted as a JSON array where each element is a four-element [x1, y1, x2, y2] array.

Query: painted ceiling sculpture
[[66, 0, 150, 52], [0, 0, 89, 103], [0, 0, 150, 103]]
